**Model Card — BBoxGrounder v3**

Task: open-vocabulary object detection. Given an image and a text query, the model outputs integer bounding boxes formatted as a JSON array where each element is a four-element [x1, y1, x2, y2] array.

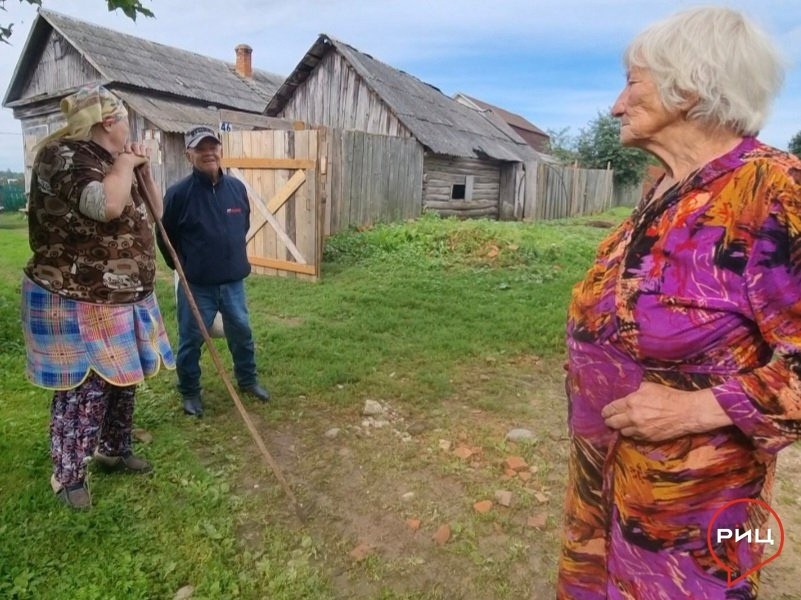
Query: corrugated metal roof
[[267, 34, 538, 162], [456, 93, 549, 137], [4, 10, 283, 112], [113, 91, 220, 132], [115, 90, 294, 133]]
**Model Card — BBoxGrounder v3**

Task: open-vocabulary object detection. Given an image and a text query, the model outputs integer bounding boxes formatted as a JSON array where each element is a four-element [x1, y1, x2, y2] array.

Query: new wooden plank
[[266, 170, 307, 213], [249, 131, 276, 275], [273, 130, 290, 277], [259, 131, 278, 275], [247, 256, 317, 276], [285, 130, 303, 264], [239, 131, 260, 271], [311, 138, 322, 274], [294, 129, 316, 270], [221, 157, 316, 170], [229, 167, 307, 264]]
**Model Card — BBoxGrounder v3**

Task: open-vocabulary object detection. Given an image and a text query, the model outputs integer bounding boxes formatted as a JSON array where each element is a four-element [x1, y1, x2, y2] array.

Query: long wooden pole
[[135, 169, 305, 521]]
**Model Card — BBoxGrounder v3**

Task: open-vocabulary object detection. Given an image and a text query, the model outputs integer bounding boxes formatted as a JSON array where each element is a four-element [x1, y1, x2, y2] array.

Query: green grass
[[0, 207, 627, 598]]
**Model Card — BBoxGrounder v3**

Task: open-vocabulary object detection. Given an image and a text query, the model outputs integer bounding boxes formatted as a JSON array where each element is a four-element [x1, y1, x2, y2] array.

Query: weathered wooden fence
[[323, 129, 423, 235], [613, 182, 642, 207], [215, 127, 633, 283], [522, 161, 615, 220]]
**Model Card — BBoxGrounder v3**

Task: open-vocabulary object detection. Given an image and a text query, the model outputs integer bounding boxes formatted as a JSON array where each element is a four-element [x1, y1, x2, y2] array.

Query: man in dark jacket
[[158, 125, 269, 416]]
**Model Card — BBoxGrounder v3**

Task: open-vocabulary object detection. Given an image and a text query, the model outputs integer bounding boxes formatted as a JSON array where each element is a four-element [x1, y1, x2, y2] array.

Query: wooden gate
[[220, 129, 320, 281]]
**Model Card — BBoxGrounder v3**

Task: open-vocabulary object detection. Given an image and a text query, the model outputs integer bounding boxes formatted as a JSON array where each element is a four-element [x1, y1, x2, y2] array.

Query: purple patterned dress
[[557, 138, 801, 599]]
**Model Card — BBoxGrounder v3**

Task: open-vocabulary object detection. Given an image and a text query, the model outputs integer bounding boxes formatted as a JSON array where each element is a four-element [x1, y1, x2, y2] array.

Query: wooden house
[[453, 93, 551, 153], [265, 34, 540, 220], [3, 9, 287, 195]]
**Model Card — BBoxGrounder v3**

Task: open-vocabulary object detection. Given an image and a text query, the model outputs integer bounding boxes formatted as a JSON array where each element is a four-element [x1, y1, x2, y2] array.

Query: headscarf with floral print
[[34, 84, 127, 151]]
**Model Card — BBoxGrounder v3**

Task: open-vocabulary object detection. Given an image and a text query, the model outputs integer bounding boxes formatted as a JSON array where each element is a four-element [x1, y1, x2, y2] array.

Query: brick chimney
[[235, 44, 253, 78]]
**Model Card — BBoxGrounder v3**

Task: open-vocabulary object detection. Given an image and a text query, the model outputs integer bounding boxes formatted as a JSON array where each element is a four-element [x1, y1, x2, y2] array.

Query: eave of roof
[[115, 89, 293, 133]]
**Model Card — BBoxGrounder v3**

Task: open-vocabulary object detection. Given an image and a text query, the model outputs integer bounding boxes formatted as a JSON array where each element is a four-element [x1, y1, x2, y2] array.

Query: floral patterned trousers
[[50, 372, 136, 486]]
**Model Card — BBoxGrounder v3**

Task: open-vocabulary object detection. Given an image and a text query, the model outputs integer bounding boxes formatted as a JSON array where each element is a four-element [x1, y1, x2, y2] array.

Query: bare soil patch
[[229, 355, 801, 599]]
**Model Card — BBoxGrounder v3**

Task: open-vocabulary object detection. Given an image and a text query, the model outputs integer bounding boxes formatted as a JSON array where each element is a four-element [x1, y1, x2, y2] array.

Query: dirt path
[[231, 355, 801, 599]]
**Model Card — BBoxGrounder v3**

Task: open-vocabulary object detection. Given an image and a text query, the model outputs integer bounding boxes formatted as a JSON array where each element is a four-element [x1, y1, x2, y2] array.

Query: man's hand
[[601, 382, 732, 442]]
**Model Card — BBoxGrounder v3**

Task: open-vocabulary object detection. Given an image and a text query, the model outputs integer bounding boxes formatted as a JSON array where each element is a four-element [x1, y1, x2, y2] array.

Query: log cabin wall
[[422, 155, 502, 219]]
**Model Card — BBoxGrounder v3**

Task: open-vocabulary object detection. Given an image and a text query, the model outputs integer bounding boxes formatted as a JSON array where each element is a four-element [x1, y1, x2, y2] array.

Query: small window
[[452, 184, 466, 199]]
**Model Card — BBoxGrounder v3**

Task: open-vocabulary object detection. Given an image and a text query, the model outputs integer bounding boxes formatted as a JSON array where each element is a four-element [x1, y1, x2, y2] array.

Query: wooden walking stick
[[135, 168, 306, 521]]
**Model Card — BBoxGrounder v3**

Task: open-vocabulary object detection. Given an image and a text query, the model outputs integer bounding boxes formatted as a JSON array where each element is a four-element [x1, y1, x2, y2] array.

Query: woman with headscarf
[[22, 84, 175, 509], [557, 7, 801, 599]]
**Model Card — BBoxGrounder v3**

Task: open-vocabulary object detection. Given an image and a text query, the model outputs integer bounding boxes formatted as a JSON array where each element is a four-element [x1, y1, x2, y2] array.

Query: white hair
[[624, 6, 785, 136]]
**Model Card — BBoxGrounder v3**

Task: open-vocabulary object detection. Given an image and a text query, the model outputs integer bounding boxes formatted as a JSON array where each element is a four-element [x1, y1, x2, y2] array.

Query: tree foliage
[[575, 111, 650, 187], [547, 113, 650, 188], [1, 0, 153, 44], [0, 169, 24, 180], [789, 130, 801, 159], [545, 127, 580, 164]]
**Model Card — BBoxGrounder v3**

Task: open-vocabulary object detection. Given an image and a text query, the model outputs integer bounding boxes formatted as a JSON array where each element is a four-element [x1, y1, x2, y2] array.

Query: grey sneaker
[[93, 451, 152, 474], [51, 474, 91, 510]]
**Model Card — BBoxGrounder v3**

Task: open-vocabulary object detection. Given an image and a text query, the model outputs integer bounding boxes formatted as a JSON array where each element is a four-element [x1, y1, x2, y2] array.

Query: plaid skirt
[[22, 276, 176, 390]]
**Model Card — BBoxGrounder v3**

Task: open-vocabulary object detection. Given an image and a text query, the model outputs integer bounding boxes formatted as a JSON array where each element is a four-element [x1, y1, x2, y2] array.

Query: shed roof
[[114, 90, 291, 133], [455, 93, 549, 138], [266, 34, 538, 162], [3, 9, 283, 112]]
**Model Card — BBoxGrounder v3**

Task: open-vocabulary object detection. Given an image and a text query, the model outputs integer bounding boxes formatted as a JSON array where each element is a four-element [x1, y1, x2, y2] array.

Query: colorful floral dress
[[557, 138, 801, 599]]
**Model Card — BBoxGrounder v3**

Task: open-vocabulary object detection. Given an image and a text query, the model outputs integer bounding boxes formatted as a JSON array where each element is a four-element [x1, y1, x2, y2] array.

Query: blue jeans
[[176, 279, 258, 396]]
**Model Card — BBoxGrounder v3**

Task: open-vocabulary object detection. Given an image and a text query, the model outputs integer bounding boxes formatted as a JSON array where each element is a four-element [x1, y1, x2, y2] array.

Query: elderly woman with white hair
[[22, 84, 175, 509], [558, 7, 801, 599]]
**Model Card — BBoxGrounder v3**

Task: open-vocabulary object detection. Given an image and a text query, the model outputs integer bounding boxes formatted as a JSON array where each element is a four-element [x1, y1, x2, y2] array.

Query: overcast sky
[[1, 0, 799, 171]]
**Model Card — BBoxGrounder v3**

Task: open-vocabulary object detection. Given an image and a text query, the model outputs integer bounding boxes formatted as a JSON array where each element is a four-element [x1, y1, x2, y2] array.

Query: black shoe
[[183, 394, 203, 416], [240, 383, 270, 402]]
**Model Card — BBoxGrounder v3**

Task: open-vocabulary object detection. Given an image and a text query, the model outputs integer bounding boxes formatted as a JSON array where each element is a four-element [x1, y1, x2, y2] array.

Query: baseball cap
[[184, 125, 220, 149]]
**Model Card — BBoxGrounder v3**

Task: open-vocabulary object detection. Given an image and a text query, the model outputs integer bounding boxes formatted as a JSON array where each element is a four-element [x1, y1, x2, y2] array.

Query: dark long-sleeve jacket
[[158, 168, 251, 285]]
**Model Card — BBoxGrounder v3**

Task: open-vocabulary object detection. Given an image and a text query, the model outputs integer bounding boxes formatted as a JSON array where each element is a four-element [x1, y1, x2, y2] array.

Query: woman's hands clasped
[[601, 382, 733, 442], [119, 142, 151, 170]]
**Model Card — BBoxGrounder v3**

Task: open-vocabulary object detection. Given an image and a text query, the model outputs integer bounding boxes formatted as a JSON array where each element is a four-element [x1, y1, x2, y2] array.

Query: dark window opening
[[451, 184, 466, 199]]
